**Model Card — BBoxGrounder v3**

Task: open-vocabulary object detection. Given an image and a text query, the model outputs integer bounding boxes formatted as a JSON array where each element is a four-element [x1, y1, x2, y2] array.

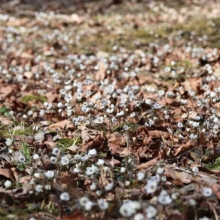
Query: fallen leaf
[[49, 120, 73, 130]]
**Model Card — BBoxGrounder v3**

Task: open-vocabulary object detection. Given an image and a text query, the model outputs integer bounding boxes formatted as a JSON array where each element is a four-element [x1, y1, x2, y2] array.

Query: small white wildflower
[[152, 103, 162, 109], [119, 201, 137, 217], [4, 180, 11, 188], [158, 190, 172, 205], [61, 156, 69, 165], [123, 125, 129, 130], [96, 190, 102, 197], [192, 166, 199, 173], [199, 217, 210, 220], [88, 149, 97, 157], [84, 200, 94, 211], [39, 109, 45, 116], [177, 122, 183, 128], [19, 155, 26, 163], [8, 149, 13, 154], [98, 199, 108, 210], [120, 167, 126, 173], [145, 99, 152, 105], [85, 165, 99, 176], [157, 167, 164, 175], [35, 184, 43, 192], [145, 205, 157, 218], [144, 180, 158, 194], [74, 154, 81, 160], [50, 156, 57, 164], [202, 187, 212, 197], [134, 213, 145, 220], [33, 154, 40, 160], [34, 173, 41, 178], [125, 181, 130, 186], [190, 133, 198, 139], [5, 138, 13, 146], [171, 192, 179, 200], [81, 154, 88, 162], [52, 148, 60, 156], [189, 199, 196, 206], [79, 197, 93, 210], [105, 181, 114, 191], [45, 170, 55, 179], [60, 192, 70, 201], [137, 172, 145, 181], [97, 159, 104, 166], [180, 99, 187, 105], [192, 122, 200, 128], [90, 182, 97, 191]]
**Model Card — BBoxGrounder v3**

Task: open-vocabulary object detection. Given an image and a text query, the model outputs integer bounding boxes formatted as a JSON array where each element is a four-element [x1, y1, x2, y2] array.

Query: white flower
[[123, 125, 129, 130], [60, 192, 70, 201], [88, 149, 97, 157], [61, 156, 69, 165], [97, 159, 104, 166], [202, 187, 212, 197], [119, 200, 141, 217], [84, 200, 94, 211], [171, 192, 179, 200], [79, 197, 93, 211], [189, 199, 196, 206], [90, 182, 97, 191], [45, 185, 51, 190], [192, 166, 199, 173], [119, 203, 134, 217], [152, 103, 162, 109], [50, 156, 57, 164], [52, 148, 60, 156], [137, 172, 145, 181], [85, 165, 99, 176], [105, 181, 114, 191], [158, 190, 172, 205], [33, 154, 40, 160], [5, 138, 13, 146], [35, 185, 43, 192], [199, 217, 210, 220], [177, 122, 183, 128], [120, 167, 126, 173], [98, 199, 108, 210], [81, 154, 88, 162], [4, 180, 11, 188], [45, 170, 55, 179], [157, 167, 164, 175], [34, 173, 41, 178], [190, 133, 198, 139], [19, 155, 26, 163], [74, 154, 81, 160], [192, 122, 200, 128], [134, 213, 145, 220], [145, 205, 157, 218], [144, 180, 158, 194]]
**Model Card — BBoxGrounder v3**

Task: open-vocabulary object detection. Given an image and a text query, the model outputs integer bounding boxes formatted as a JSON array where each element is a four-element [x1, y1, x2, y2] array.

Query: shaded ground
[[0, 0, 220, 219]]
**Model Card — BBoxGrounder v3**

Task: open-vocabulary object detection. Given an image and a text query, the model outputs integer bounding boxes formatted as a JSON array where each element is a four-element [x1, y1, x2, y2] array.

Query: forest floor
[[0, 0, 220, 219]]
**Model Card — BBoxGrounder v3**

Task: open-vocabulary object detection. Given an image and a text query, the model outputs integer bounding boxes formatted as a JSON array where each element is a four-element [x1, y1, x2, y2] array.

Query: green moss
[[204, 157, 220, 170], [57, 137, 82, 151], [21, 94, 47, 103]]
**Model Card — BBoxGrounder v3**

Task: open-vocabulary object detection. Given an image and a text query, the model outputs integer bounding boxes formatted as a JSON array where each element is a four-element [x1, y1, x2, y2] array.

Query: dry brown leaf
[[167, 169, 192, 184], [138, 157, 159, 169], [49, 120, 73, 130], [0, 168, 14, 181], [0, 117, 13, 125]]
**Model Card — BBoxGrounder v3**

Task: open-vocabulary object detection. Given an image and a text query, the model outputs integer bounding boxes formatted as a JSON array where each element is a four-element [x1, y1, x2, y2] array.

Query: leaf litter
[[0, 0, 220, 219]]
